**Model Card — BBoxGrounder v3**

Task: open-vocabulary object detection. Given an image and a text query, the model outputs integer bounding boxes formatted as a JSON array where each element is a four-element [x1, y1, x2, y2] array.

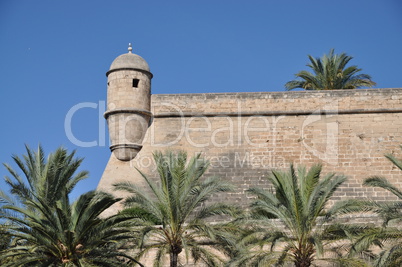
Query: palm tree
[[285, 49, 376, 90], [0, 192, 12, 265], [0, 227, 11, 265], [115, 151, 238, 267], [357, 147, 402, 266], [0, 145, 143, 266], [229, 164, 368, 267]]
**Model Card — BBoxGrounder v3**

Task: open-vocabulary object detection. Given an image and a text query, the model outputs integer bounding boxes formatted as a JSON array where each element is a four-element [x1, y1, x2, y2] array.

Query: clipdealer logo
[[64, 99, 340, 165]]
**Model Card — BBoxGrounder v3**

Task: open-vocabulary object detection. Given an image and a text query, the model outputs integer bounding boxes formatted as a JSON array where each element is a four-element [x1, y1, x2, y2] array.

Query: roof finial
[[128, 43, 133, 53]]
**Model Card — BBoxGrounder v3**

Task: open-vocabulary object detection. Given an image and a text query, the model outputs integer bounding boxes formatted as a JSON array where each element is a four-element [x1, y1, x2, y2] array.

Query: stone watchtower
[[98, 45, 152, 206], [104, 44, 152, 160]]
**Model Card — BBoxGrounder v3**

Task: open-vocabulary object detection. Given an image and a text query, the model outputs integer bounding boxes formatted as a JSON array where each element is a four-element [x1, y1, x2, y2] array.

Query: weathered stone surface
[[98, 88, 402, 214]]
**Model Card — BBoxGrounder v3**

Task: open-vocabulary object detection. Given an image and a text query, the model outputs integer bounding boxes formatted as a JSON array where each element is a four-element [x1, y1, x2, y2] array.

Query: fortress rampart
[[98, 88, 402, 213]]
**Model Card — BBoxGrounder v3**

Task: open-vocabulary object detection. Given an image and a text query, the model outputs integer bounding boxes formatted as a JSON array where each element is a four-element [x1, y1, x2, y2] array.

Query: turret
[[104, 44, 152, 161]]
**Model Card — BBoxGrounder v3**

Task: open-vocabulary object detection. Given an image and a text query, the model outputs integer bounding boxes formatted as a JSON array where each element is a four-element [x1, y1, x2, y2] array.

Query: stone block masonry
[[98, 88, 402, 214]]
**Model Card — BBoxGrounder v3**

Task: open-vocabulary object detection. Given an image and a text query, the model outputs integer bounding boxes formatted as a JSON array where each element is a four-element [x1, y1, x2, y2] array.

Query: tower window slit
[[132, 79, 139, 88]]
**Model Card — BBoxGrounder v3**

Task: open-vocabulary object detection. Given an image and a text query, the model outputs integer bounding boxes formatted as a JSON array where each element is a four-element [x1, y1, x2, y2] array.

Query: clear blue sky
[[1, 0, 401, 200]]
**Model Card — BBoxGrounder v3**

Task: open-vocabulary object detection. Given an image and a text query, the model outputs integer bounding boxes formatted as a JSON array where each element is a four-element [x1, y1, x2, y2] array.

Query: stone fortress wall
[[98, 88, 402, 213]]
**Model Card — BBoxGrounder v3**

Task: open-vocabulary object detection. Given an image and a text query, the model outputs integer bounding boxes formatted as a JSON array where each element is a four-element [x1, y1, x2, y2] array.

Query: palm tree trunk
[[295, 259, 312, 267], [170, 252, 178, 267], [294, 246, 314, 267]]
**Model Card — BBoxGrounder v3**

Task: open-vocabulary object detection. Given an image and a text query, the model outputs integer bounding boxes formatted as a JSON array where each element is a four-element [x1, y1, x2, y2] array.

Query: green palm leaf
[[359, 146, 402, 266], [285, 49, 376, 90], [234, 164, 363, 266], [0, 145, 142, 266], [115, 150, 238, 267]]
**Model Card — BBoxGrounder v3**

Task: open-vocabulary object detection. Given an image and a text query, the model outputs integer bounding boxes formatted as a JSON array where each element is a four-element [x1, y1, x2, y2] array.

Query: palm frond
[[241, 163, 359, 266], [116, 150, 237, 266], [285, 49, 376, 90], [1, 145, 135, 266]]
